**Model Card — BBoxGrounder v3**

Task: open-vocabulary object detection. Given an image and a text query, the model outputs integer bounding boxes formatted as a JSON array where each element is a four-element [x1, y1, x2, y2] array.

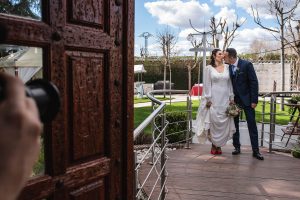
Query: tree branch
[[251, 5, 279, 33]]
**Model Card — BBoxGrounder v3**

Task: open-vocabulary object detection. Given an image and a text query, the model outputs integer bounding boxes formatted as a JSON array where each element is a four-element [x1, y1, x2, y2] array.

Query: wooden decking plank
[[139, 144, 300, 200]]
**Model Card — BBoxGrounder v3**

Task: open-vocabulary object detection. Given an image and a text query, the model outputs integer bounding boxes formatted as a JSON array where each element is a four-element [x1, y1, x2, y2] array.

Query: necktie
[[230, 65, 236, 75]]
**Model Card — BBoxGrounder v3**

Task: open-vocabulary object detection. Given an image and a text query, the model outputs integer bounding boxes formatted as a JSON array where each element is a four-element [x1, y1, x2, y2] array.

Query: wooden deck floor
[[153, 144, 300, 200]]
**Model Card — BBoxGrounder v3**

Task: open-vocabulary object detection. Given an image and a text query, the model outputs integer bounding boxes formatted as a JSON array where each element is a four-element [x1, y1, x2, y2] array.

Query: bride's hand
[[229, 99, 235, 105], [206, 101, 212, 108]]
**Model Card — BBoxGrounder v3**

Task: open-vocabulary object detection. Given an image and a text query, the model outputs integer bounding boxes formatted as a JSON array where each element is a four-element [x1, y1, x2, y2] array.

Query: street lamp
[[214, 32, 223, 48], [139, 32, 153, 59], [187, 19, 224, 99]]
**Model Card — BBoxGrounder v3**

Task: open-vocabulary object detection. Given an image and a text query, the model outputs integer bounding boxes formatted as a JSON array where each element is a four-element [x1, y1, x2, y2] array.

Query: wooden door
[[0, 0, 134, 199]]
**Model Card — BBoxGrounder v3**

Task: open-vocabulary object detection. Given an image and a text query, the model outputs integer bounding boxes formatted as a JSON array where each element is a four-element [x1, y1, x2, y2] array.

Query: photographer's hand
[[0, 73, 42, 200]]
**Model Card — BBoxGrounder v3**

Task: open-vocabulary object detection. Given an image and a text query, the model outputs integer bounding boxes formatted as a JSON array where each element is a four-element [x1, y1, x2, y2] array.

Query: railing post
[[273, 95, 277, 143], [160, 111, 166, 200], [261, 96, 266, 147], [269, 94, 276, 153], [185, 96, 191, 149], [133, 150, 138, 200], [189, 96, 193, 145], [150, 101, 155, 165]]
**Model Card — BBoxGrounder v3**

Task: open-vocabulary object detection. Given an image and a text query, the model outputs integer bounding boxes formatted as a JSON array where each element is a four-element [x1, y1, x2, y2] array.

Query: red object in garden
[[190, 84, 203, 96]]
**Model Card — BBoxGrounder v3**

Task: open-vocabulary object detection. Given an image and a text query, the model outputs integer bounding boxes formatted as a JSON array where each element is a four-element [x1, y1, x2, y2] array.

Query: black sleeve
[[247, 62, 259, 104]]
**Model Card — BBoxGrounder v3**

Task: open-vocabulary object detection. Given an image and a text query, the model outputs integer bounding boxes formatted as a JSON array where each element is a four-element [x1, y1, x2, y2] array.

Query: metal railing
[[133, 90, 192, 200], [259, 91, 300, 154]]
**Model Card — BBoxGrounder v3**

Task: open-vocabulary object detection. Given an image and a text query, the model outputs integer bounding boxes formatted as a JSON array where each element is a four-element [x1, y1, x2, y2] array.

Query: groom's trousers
[[233, 106, 259, 151]]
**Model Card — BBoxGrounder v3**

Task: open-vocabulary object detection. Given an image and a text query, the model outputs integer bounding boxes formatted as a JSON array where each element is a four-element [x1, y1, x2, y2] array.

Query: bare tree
[[249, 40, 269, 59], [139, 47, 145, 59], [251, 0, 300, 93], [186, 17, 244, 93], [156, 27, 177, 96], [286, 19, 300, 89], [209, 16, 246, 50], [184, 38, 202, 91], [0, 0, 41, 19]]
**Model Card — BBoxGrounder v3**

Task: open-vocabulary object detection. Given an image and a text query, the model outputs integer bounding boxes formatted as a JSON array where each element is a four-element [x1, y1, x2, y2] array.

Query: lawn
[[254, 101, 291, 125], [134, 100, 292, 134], [134, 100, 199, 134]]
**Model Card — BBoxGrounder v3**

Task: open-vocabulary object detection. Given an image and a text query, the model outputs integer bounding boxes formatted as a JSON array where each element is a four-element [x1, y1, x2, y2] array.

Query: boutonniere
[[235, 67, 243, 76]]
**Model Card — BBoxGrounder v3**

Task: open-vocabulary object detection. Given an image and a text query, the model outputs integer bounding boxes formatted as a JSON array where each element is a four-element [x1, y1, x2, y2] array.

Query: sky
[[134, 0, 300, 57]]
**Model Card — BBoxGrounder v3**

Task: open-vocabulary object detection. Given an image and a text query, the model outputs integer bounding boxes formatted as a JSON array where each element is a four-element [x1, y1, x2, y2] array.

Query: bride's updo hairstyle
[[210, 48, 221, 67]]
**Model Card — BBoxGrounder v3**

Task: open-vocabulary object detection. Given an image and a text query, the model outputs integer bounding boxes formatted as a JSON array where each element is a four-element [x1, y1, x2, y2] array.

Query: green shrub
[[290, 94, 300, 103], [32, 139, 45, 176], [155, 112, 188, 143], [292, 147, 300, 158]]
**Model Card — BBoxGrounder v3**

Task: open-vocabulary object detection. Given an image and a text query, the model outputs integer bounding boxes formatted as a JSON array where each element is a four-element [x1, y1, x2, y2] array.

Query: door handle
[[115, 0, 122, 6], [51, 32, 61, 41]]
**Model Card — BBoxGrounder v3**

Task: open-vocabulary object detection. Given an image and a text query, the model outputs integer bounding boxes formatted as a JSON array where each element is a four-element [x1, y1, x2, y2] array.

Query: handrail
[[133, 89, 192, 199], [259, 91, 300, 152], [133, 90, 190, 141], [133, 103, 165, 140], [260, 91, 300, 97]]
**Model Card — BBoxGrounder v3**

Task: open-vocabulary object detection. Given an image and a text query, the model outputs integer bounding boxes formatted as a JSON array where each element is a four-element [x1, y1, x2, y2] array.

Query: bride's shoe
[[211, 144, 217, 155], [216, 147, 222, 155]]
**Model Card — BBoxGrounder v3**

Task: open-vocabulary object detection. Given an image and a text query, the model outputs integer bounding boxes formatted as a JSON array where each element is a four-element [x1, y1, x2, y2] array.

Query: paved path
[[165, 144, 300, 200], [141, 144, 300, 200]]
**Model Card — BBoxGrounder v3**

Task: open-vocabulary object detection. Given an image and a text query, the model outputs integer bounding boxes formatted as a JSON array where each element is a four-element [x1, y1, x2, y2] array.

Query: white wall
[[254, 62, 291, 92]]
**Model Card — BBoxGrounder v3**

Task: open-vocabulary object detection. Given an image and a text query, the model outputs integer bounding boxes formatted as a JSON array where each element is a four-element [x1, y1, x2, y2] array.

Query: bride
[[194, 48, 236, 155]]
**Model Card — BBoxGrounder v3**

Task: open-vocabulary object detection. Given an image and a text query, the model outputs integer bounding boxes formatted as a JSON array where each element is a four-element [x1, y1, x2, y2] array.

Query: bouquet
[[226, 104, 241, 117]]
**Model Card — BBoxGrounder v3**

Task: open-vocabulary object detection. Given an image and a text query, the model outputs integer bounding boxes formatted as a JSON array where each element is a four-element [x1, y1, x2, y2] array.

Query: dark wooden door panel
[[64, 27, 113, 50], [67, 0, 107, 28], [66, 51, 106, 162], [19, 176, 54, 200], [69, 180, 105, 200], [0, 15, 51, 44], [0, 0, 133, 199]]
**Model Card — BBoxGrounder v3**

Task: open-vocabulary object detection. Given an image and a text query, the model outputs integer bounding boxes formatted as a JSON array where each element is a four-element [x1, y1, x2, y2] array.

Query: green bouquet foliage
[[226, 104, 241, 117]]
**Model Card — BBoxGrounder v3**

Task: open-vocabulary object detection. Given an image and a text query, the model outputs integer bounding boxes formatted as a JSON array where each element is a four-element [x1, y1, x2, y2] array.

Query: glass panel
[[0, 45, 43, 82], [0, 44, 44, 176], [0, 0, 41, 20]]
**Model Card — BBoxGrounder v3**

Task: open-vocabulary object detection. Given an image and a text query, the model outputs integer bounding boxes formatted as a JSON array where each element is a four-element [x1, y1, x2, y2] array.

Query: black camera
[[0, 79, 60, 123]]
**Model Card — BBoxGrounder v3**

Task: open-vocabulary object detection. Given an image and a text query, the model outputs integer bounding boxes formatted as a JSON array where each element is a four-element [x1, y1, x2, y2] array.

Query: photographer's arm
[[0, 73, 42, 200]]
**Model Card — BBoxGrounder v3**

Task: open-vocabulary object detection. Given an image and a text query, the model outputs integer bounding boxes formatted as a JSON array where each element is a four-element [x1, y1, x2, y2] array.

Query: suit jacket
[[229, 58, 258, 107]]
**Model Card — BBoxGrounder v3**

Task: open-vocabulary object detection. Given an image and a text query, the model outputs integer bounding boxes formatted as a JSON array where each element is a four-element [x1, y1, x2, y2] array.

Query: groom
[[224, 48, 264, 160]]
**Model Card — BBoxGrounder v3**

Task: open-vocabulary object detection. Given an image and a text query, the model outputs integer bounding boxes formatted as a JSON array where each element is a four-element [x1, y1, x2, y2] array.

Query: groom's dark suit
[[229, 58, 259, 152]]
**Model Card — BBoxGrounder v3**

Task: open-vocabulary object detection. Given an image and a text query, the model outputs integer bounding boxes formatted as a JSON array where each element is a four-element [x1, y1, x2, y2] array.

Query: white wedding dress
[[194, 64, 236, 147]]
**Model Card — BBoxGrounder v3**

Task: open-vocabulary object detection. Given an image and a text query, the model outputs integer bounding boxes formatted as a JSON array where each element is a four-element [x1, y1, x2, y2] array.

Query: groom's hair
[[226, 48, 237, 59]]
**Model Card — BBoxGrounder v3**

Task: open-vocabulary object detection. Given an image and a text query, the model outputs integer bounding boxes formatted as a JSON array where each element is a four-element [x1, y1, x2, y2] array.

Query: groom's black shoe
[[232, 148, 241, 155], [253, 151, 264, 160]]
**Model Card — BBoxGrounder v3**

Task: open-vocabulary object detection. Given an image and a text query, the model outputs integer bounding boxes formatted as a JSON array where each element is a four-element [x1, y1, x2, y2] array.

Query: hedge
[[135, 58, 204, 90]]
